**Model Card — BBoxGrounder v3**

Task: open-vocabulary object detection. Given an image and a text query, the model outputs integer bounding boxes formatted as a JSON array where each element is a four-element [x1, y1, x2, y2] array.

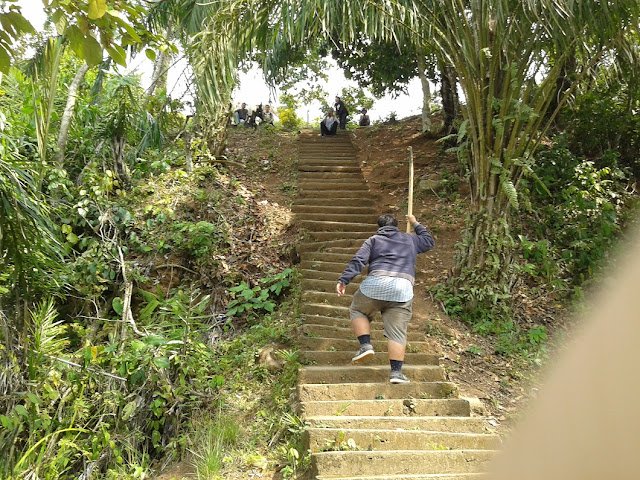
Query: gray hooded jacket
[[338, 224, 434, 286]]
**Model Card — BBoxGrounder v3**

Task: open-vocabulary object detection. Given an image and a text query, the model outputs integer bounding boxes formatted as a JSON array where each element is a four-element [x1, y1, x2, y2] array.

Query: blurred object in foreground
[[489, 224, 640, 480]]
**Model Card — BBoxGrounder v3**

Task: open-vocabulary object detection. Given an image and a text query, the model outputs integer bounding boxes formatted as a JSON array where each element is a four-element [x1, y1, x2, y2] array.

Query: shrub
[[278, 108, 301, 130], [172, 221, 225, 259], [522, 142, 632, 288], [562, 85, 640, 176]]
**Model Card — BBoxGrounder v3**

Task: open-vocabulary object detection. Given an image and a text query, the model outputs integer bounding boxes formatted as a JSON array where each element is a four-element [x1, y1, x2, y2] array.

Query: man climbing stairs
[[293, 133, 500, 479]]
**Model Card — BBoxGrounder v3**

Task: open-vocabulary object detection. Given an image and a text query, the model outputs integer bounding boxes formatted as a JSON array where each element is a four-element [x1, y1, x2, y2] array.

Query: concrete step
[[300, 351, 439, 366], [300, 269, 354, 282], [302, 252, 357, 262], [299, 365, 445, 384], [299, 153, 356, 158], [299, 337, 433, 353], [325, 246, 366, 254], [301, 291, 352, 306], [302, 291, 353, 307], [301, 303, 349, 317], [308, 428, 501, 452], [306, 231, 371, 242], [299, 314, 424, 332], [299, 239, 365, 253], [300, 261, 348, 273], [299, 165, 362, 173], [298, 158, 356, 164], [299, 183, 368, 192], [298, 381, 455, 402], [302, 398, 470, 418], [300, 143, 353, 148], [316, 473, 487, 480], [299, 161, 358, 168], [298, 173, 364, 180], [302, 324, 427, 342], [297, 183, 368, 191], [295, 197, 375, 207], [299, 190, 367, 199], [300, 136, 352, 141], [311, 450, 494, 477], [300, 221, 377, 233], [293, 205, 376, 214], [302, 286, 358, 307], [306, 416, 496, 434]]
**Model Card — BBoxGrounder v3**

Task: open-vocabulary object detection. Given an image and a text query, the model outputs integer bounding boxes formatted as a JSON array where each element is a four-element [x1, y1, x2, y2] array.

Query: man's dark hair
[[377, 214, 398, 227]]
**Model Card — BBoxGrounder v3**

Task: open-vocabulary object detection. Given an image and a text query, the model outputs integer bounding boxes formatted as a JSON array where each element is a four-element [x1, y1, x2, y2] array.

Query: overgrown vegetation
[[0, 17, 303, 476]]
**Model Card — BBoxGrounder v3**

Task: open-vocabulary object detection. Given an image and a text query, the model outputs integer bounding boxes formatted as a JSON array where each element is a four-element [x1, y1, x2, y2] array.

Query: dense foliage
[[0, 20, 302, 477]]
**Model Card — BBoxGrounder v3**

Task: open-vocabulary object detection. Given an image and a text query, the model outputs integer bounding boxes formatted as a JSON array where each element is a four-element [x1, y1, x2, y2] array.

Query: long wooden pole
[[406, 146, 414, 233]]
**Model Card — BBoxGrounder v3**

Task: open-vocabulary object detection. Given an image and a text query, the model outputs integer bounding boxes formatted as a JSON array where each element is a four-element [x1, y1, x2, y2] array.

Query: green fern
[[27, 299, 68, 381], [500, 177, 519, 210]]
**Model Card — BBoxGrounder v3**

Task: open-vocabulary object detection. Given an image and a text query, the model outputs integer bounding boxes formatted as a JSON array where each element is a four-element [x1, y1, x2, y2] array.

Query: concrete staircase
[[294, 133, 500, 480]]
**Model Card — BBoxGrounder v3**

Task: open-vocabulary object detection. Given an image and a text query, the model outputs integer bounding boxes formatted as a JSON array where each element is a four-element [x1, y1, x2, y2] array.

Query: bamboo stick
[[406, 146, 414, 233]]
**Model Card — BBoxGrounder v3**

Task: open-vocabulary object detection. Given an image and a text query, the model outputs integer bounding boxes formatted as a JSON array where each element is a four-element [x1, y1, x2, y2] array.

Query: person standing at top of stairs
[[336, 214, 435, 384], [334, 96, 349, 129]]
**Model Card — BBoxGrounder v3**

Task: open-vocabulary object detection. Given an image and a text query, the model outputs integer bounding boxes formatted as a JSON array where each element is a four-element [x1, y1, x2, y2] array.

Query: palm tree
[[159, 0, 640, 308]]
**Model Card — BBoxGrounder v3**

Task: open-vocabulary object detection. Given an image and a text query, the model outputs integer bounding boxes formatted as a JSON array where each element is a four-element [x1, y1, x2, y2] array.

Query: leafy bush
[[562, 84, 640, 176], [172, 221, 225, 259], [227, 268, 295, 318], [431, 284, 548, 357], [524, 143, 631, 287], [278, 108, 302, 130], [0, 292, 224, 479]]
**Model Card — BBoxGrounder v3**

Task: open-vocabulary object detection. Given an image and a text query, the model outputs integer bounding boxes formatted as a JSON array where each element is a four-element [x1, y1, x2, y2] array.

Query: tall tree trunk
[[146, 25, 173, 98], [548, 52, 576, 127], [416, 54, 432, 135], [184, 131, 193, 172], [112, 135, 129, 183], [56, 63, 89, 168], [440, 64, 458, 135]]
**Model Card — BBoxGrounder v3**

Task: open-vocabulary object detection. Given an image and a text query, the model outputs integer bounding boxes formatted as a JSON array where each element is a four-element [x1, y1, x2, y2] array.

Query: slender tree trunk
[[146, 51, 171, 97], [440, 64, 458, 135], [548, 53, 576, 128], [146, 25, 173, 98], [416, 54, 432, 135], [56, 63, 90, 168], [112, 135, 129, 183], [203, 105, 232, 158], [184, 131, 193, 172]]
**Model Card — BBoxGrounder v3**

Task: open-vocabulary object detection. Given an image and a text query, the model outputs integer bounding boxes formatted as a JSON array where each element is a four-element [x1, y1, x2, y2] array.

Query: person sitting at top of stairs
[[359, 108, 371, 126], [336, 214, 435, 384], [320, 108, 339, 136], [233, 102, 248, 125]]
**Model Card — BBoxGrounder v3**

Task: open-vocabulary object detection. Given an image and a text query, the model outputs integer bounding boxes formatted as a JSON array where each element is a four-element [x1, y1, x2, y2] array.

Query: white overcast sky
[[19, 0, 426, 122]]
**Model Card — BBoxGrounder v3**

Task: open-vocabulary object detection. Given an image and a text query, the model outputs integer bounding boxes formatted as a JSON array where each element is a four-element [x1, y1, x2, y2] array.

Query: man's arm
[[336, 238, 372, 295], [407, 214, 435, 253]]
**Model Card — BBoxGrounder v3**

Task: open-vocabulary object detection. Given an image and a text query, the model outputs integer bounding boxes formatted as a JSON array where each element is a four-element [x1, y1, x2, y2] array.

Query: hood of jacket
[[376, 226, 400, 236]]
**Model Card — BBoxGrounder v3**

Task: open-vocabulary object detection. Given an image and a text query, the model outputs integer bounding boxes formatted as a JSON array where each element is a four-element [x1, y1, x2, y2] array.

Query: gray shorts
[[349, 289, 413, 344]]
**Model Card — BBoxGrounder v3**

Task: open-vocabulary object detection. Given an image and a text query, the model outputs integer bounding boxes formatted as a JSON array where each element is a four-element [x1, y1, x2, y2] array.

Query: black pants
[[320, 121, 338, 136], [338, 113, 348, 129]]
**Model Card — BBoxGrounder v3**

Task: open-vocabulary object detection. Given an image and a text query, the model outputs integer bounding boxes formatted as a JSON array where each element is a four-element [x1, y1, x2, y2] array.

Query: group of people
[[321, 96, 370, 136], [232, 96, 371, 134], [232, 102, 276, 128]]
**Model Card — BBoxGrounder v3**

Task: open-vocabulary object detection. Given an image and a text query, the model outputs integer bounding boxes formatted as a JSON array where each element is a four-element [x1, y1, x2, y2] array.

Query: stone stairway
[[294, 133, 499, 480]]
